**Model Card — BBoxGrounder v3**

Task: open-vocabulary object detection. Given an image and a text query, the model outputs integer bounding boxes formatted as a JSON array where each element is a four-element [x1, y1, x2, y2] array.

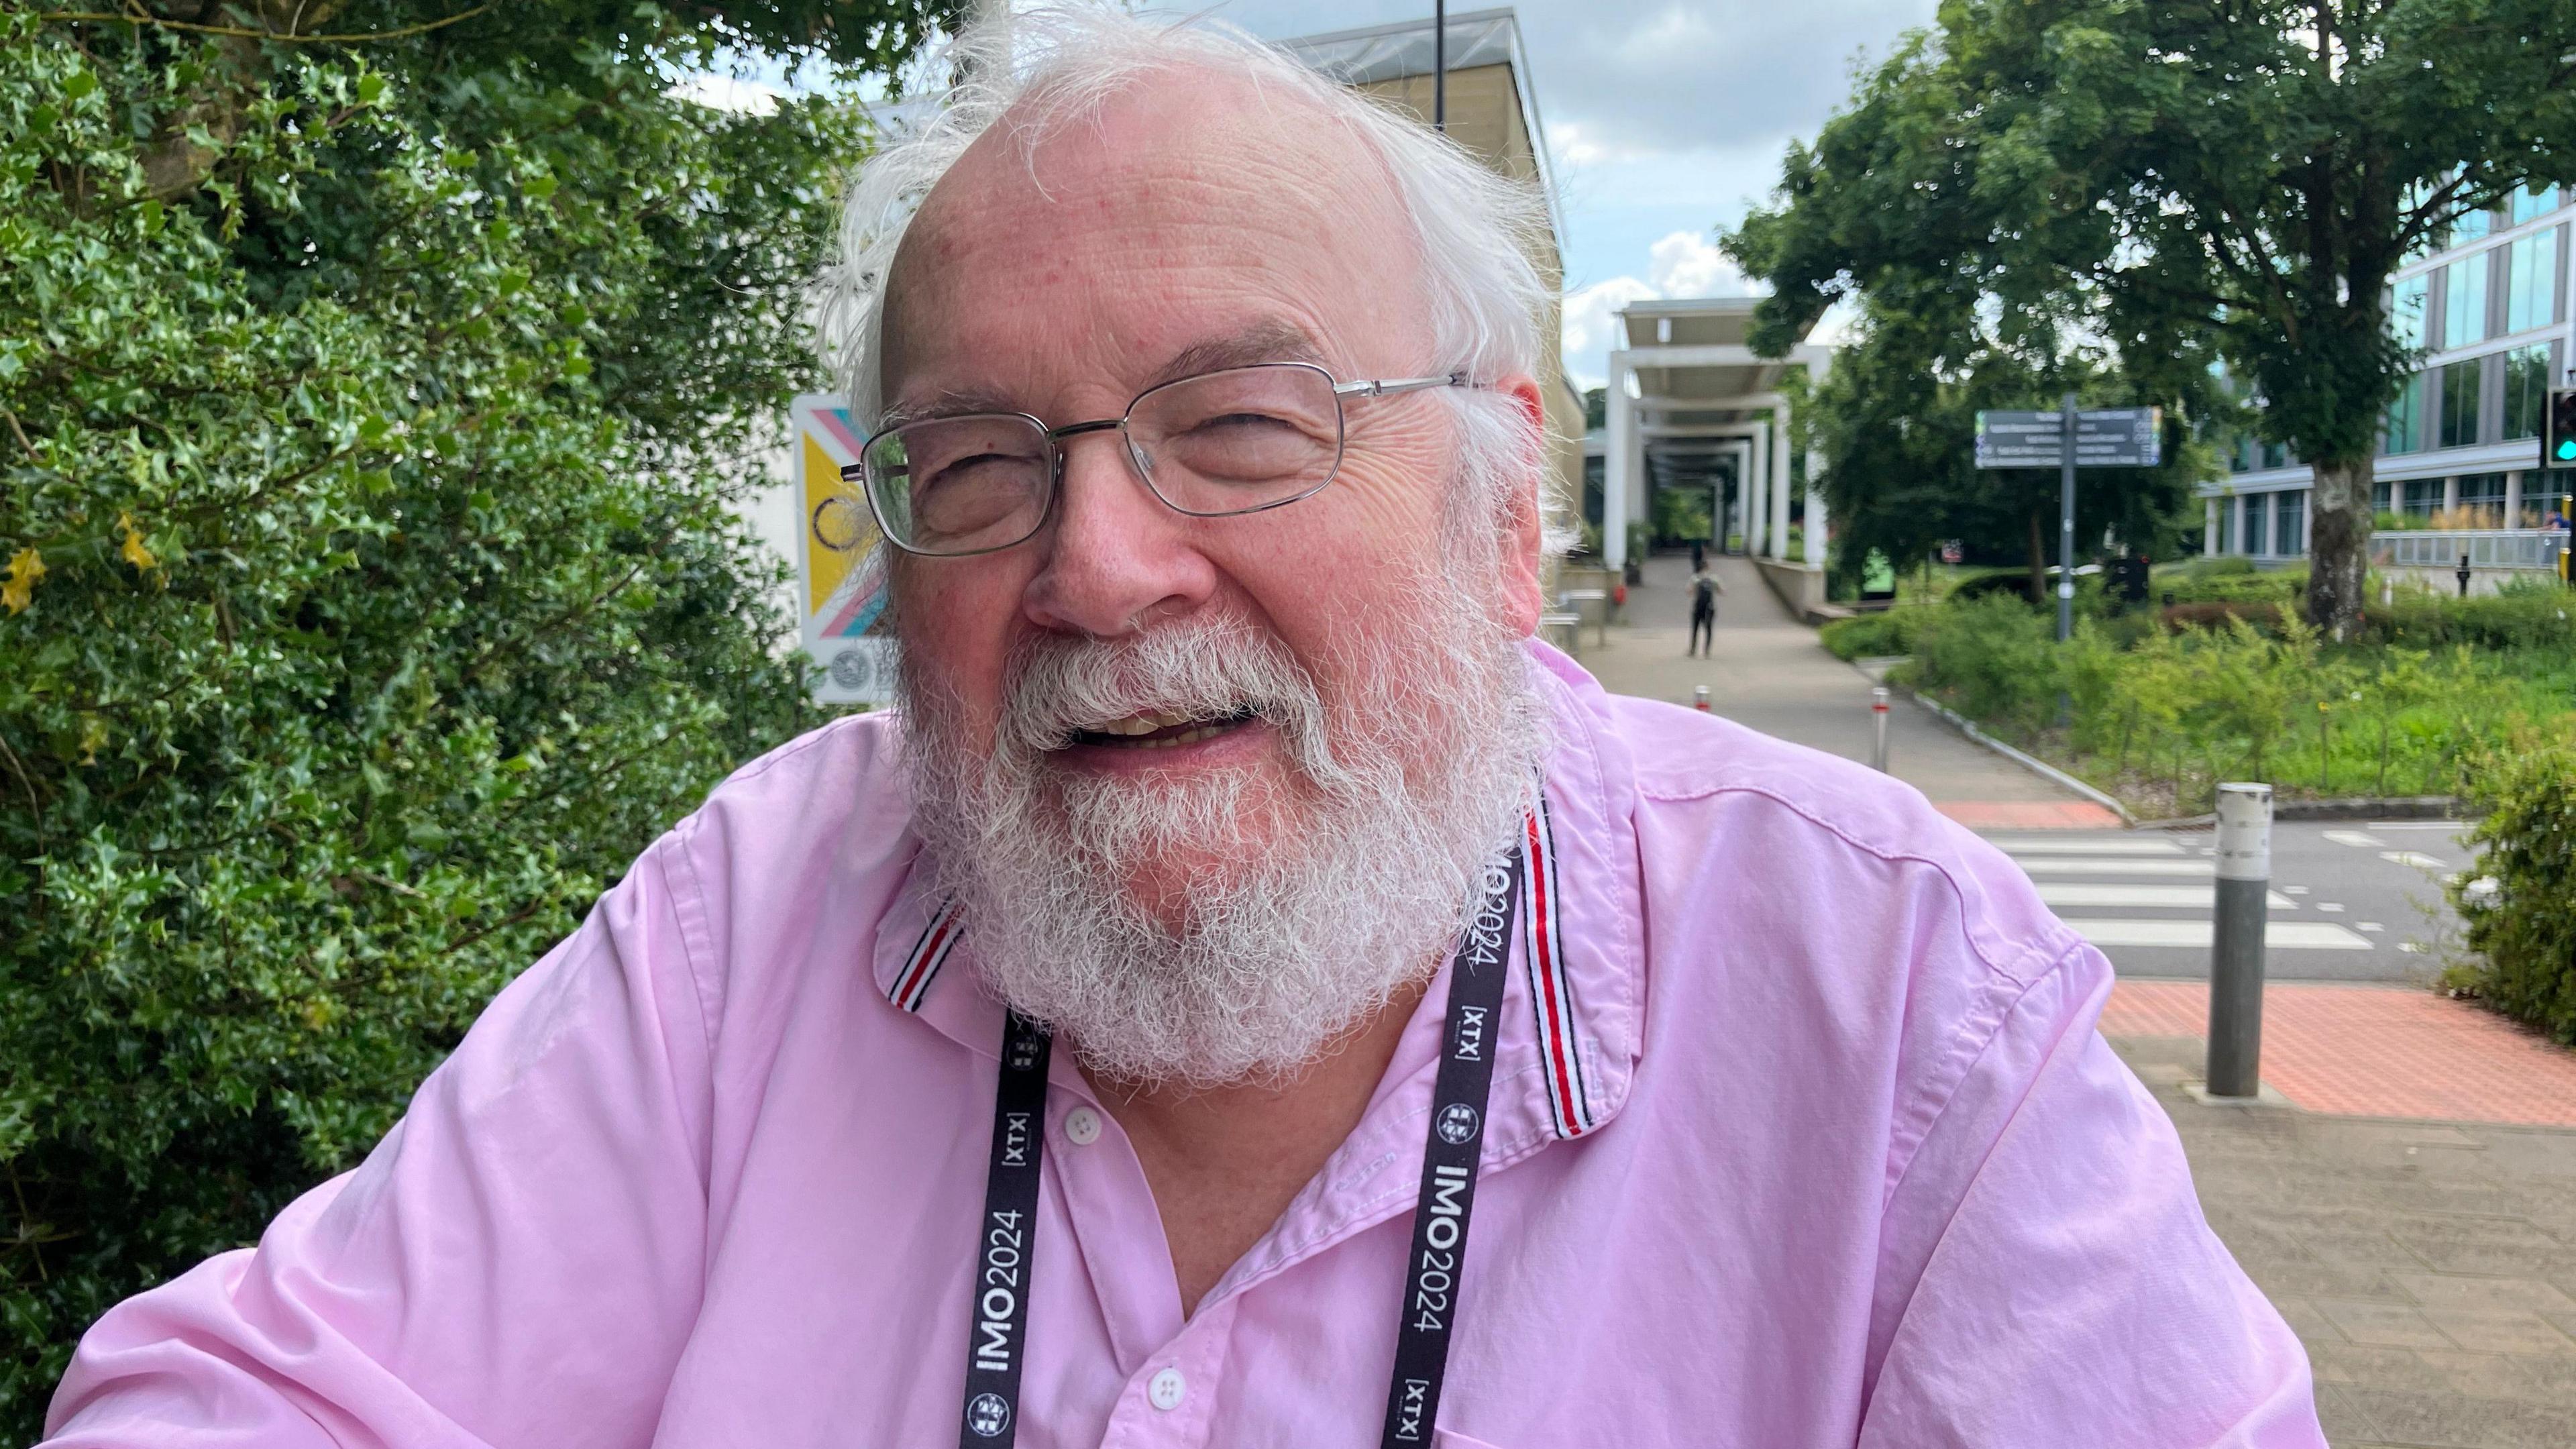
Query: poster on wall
[[792, 394, 896, 705]]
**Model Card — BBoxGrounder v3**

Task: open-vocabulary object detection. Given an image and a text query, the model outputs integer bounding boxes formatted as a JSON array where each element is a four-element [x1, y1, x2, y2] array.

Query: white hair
[[811, 3, 1560, 537]]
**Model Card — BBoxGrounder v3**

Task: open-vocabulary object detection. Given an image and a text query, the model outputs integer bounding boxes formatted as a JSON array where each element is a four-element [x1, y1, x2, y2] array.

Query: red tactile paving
[[2101, 980, 2576, 1128], [1934, 800, 2125, 830]]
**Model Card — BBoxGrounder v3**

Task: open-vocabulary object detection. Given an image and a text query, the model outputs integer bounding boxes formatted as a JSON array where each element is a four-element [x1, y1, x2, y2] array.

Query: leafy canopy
[[1728, 0, 2576, 631], [0, 2, 949, 1433]]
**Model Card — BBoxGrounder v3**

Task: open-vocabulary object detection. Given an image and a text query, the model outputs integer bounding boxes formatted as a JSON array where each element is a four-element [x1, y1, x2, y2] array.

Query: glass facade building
[[2205, 182, 2573, 558]]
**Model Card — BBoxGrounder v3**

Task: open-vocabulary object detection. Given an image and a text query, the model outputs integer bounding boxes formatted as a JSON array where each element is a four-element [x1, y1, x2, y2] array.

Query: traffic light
[[2548, 388, 2576, 470]]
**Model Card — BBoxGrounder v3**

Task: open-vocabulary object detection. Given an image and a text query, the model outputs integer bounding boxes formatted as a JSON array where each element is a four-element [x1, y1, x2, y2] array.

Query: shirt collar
[[867, 638, 1648, 1138]]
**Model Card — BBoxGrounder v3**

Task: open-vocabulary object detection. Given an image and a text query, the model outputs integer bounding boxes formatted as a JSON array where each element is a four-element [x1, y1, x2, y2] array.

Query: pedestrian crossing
[[1985, 833, 2375, 952]]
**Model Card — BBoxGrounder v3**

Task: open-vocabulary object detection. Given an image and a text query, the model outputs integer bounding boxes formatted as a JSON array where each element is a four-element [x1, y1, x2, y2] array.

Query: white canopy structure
[[1602, 299, 1834, 583]]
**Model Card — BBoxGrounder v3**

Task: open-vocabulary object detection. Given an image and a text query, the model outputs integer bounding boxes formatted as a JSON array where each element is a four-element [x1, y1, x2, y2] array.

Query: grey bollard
[[1693, 684, 1711, 714], [1870, 687, 1891, 773], [2206, 782, 2272, 1099]]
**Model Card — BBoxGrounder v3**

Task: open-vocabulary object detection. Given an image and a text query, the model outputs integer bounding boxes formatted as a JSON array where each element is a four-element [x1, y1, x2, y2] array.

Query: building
[[2203, 183, 2572, 574], [1285, 8, 1588, 531]]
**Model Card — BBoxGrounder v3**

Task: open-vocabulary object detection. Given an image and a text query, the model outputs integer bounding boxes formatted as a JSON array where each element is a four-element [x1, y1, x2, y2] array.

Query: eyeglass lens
[[861, 364, 1348, 555]]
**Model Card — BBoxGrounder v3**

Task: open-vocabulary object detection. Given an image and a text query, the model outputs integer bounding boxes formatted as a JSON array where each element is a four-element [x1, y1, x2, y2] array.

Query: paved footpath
[[1576, 553, 2120, 828], [1585, 553, 2576, 1447]]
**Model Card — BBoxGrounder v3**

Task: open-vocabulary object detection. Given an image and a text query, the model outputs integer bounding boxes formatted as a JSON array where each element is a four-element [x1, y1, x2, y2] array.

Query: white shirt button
[[1063, 1106, 1102, 1146], [1147, 1367, 1187, 1411]]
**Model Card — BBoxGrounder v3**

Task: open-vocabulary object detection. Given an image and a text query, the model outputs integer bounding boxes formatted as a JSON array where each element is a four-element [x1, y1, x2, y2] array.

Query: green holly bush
[[0, 5, 947, 1433]]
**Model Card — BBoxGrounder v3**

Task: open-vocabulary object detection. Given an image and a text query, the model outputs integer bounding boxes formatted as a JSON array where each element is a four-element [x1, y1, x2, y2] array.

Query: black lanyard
[[955, 843, 1527, 1447]]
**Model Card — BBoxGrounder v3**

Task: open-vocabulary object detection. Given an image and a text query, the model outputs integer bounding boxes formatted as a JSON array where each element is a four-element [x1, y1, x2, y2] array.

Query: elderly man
[[44, 11, 2324, 1449]]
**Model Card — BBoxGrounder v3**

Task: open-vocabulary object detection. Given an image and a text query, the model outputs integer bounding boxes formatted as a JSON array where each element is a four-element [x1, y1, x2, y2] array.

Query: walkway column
[[1804, 447, 1828, 568], [2204, 499, 2219, 556], [1729, 439, 1753, 551], [1768, 409, 1792, 561], [1746, 426, 1770, 556], [1604, 354, 1635, 572]]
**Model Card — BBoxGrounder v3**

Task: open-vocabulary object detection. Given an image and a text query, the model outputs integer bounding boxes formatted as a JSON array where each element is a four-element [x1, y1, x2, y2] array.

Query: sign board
[[792, 394, 896, 705], [1974, 407, 2164, 469]]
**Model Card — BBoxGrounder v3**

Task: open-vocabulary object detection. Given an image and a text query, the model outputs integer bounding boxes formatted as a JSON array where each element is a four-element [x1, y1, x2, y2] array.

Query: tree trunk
[[2306, 456, 2374, 637], [2025, 506, 2048, 608]]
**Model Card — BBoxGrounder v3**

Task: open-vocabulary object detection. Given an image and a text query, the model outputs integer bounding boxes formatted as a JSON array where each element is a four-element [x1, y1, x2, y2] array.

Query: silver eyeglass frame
[[840, 362, 1481, 558]]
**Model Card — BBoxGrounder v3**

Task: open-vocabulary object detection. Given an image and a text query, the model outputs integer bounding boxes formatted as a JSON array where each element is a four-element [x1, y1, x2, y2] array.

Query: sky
[[690, 1, 1943, 391], [1193, 0, 1942, 389]]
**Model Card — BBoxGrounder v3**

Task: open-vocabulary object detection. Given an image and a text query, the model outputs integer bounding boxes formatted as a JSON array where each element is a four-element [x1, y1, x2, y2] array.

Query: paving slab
[[2109, 1031, 2576, 1448]]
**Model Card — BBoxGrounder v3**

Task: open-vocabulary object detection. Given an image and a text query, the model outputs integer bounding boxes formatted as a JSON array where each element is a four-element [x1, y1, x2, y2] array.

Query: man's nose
[[1020, 431, 1218, 637]]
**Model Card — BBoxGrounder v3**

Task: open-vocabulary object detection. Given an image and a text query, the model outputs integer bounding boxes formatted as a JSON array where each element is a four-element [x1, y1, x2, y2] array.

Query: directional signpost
[[1974, 397, 2163, 641]]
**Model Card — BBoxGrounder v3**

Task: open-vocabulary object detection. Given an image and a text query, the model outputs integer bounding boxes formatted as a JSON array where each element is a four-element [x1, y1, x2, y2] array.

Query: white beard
[[897, 570, 1550, 1090]]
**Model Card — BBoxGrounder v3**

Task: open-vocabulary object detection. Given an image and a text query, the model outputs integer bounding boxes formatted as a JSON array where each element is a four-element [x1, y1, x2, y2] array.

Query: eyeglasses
[[841, 362, 1477, 557]]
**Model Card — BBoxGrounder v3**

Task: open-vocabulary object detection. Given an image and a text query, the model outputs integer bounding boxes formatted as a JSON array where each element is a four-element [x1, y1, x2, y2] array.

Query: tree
[[1726, 1, 2576, 635], [1779, 272, 2219, 603], [0, 3, 950, 1433]]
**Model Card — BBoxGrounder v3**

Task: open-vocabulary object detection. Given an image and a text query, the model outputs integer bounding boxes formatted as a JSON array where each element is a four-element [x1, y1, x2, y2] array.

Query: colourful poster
[[792, 394, 896, 704]]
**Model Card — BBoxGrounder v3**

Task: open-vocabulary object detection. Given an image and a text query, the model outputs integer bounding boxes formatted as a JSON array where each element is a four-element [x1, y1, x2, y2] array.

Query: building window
[[2454, 207, 2493, 244], [2391, 273, 2429, 347], [2216, 500, 2234, 553], [2512, 183, 2562, 225], [2275, 490, 2306, 555], [2438, 360, 2483, 448], [2247, 492, 2271, 555], [2374, 479, 2395, 516], [2505, 344, 2553, 441], [2443, 254, 2490, 346], [2383, 372, 2424, 454], [2403, 478, 2445, 517], [2263, 441, 2288, 470], [2506, 227, 2560, 333], [2458, 472, 2508, 529]]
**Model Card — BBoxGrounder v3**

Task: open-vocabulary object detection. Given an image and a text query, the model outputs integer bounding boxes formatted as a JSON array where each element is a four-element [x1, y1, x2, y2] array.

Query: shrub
[[2366, 579, 2576, 651], [0, 8, 938, 1434], [1911, 594, 2059, 731], [2155, 566, 2307, 607], [2180, 554, 2258, 578], [1819, 608, 1927, 660], [2161, 600, 2285, 632], [2450, 731, 2576, 1043]]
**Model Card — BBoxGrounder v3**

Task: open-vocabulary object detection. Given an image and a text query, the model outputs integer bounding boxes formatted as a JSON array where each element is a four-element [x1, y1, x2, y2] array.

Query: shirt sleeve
[[40, 836, 718, 1448], [1857, 945, 2328, 1448]]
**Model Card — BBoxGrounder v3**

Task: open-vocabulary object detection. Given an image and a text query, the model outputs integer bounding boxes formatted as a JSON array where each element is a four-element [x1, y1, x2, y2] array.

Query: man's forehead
[[885, 318, 1331, 423]]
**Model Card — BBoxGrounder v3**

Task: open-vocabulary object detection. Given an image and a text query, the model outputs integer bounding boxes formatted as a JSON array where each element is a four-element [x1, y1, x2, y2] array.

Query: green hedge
[[2367, 578, 2576, 651], [1888, 594, 2573, 814], [2451, 732, 2576, 1043], [1819, 608, 1932, 660]]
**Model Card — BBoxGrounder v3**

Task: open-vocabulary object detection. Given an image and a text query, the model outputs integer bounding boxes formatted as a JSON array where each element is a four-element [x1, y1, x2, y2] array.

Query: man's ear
[[1491, 373, 1548, 637]]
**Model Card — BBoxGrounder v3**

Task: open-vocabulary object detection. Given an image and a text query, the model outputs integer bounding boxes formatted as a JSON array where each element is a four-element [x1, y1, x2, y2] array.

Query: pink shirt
[[44, 645, 2325, 1448]]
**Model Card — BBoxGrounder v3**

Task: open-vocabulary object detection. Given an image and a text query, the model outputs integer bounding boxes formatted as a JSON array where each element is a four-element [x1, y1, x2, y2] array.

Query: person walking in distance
[[1688, 559, 1722, 657]]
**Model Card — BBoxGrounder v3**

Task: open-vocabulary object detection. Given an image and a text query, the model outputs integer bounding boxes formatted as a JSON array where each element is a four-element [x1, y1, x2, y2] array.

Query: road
[[1978, 820, 2476, 983]]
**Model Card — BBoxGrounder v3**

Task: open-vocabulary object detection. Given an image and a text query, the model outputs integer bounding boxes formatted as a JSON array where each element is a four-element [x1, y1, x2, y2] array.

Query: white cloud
[[1646, 230, 1756, 299], [666, 72, 785, 115], [1560, 276, 1660, 391], [1558, 233, 1771, 391]]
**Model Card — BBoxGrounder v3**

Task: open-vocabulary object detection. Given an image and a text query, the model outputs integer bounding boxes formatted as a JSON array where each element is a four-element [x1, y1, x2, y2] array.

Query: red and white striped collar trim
[[885, 896, 963, 1014], [881, 796, 1606, 1142], [1520, 792, 1600, 1139]]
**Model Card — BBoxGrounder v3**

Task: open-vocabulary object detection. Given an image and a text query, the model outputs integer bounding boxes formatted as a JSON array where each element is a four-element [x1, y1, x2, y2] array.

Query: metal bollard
[[1692, 685, 1711, 713], [1870, 687, 1890, 772], [2206, 782, 2272, 1099]]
